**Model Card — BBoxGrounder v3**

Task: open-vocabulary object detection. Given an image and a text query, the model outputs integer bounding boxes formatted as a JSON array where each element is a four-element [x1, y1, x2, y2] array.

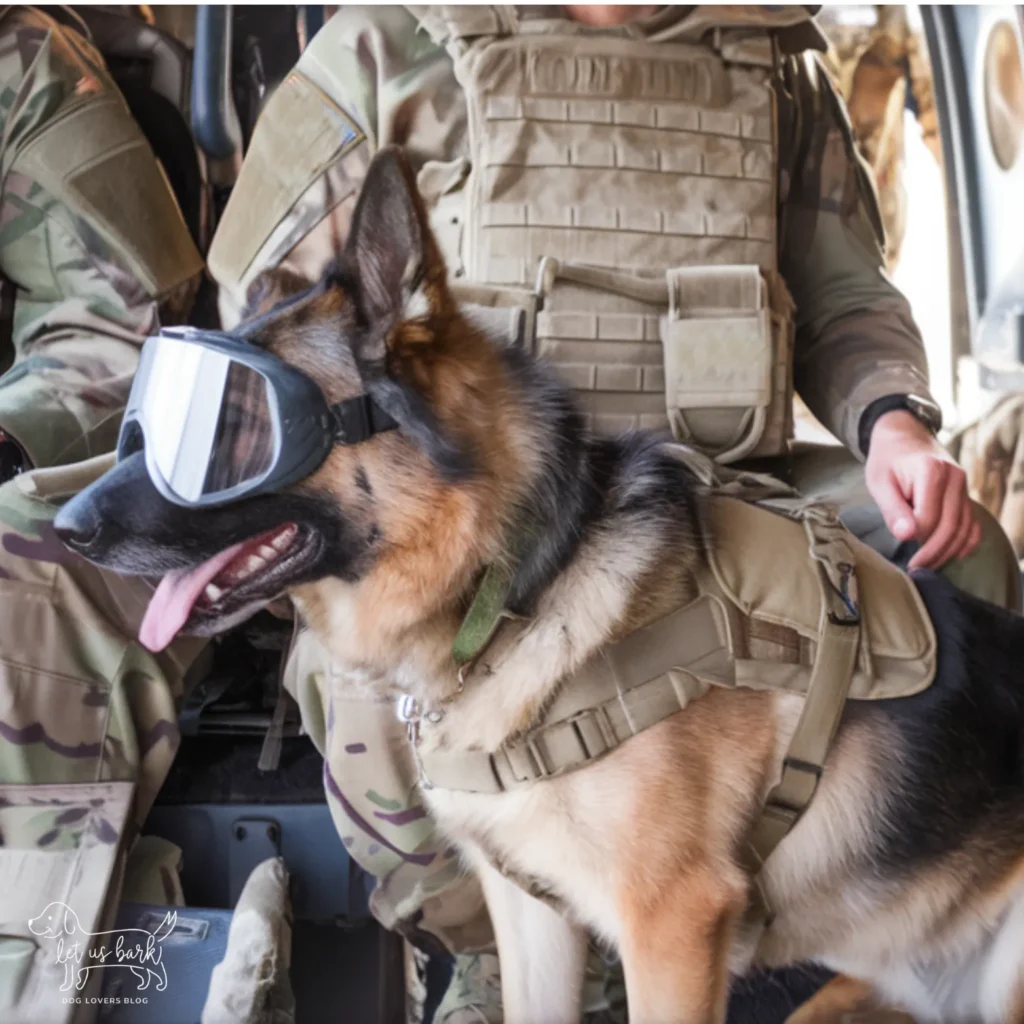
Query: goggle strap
[[331, 394, 399, 445]]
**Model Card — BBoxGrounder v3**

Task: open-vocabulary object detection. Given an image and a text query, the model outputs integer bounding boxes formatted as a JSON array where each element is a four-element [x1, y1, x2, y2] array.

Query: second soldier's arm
[[209, 6, 454, 327], [0, 8, 202, 472]]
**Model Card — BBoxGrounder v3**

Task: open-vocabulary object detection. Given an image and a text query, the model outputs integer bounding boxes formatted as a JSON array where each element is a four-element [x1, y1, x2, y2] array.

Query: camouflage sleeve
[[0, 8, 202, 470], [209, 5, 455, 326], [777, 53, 937, 457]]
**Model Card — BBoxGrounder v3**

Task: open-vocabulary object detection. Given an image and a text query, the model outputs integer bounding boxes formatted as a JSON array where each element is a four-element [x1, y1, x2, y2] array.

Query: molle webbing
[[409, 3, 798, 456]]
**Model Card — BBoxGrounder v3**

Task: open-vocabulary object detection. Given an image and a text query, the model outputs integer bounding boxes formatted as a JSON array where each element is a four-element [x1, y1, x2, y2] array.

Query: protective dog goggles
[[118, 326, 398, 508]]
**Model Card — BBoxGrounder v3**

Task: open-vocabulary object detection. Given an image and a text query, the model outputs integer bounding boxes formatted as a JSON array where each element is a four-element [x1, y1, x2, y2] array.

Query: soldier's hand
[[865, 410, 980, 570]]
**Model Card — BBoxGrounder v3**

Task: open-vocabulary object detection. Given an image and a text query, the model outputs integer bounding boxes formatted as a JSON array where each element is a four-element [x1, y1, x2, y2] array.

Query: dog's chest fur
[[398, 512, 686, 941]]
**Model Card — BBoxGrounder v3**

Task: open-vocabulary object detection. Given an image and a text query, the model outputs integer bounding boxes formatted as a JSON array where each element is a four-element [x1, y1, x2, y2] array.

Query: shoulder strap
[[406, 5, 517, 52]]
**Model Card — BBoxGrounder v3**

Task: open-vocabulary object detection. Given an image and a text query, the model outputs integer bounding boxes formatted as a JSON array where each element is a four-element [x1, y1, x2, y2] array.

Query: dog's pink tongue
[[139, 542, 247, 653]]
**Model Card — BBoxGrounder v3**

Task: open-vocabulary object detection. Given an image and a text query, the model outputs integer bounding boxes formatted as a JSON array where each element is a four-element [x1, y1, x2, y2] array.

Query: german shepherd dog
[[55, 148, 1024, 1023]]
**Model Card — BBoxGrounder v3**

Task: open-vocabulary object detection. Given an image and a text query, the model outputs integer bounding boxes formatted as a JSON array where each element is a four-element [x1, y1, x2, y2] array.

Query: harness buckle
[[767, 757, 823, 816], [397, 694, 421, 744], [523, 736, 552, 780], [567, 706, 615, 760]]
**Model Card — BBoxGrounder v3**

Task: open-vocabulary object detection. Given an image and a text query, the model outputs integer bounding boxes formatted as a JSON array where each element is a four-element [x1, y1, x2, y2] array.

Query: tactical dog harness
[[402, 451, 937, 923]]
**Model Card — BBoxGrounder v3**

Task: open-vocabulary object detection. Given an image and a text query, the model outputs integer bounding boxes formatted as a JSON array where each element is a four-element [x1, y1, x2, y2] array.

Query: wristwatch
[[859, 393, 943, 456]]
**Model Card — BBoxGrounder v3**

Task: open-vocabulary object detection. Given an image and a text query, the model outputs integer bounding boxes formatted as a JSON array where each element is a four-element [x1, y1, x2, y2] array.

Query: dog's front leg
[[474, 854, 588, 1024], [618, 867, 746, 1024]]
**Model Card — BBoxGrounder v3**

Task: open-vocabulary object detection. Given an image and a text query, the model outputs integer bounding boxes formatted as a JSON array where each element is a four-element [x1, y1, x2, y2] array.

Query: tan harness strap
[[746, 609, 860, 862], [417, 594, 730, 793], [743, 516, 861, 925]]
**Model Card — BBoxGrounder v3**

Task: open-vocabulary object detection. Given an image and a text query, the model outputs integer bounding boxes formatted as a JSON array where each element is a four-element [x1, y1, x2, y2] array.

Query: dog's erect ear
[[345, 146, 449, 350], [343, 147, 470, 481]]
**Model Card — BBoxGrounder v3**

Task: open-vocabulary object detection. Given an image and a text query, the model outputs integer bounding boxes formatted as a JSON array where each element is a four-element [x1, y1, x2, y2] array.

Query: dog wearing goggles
[[56, 148, 1024, 1023]]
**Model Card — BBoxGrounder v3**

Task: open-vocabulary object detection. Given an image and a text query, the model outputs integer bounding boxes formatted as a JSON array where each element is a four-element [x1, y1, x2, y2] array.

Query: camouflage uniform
[[0, 7, 203, 1020], [952, 392, 1024, 563], [817, 5, 942, 273]]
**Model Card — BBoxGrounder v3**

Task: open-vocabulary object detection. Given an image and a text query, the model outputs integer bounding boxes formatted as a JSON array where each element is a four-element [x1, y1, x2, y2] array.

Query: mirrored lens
[[136, 338, 278, 502], [203, 359, 276, 495]]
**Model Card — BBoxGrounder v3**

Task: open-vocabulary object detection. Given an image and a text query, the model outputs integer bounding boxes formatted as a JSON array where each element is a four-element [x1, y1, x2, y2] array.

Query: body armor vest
[[412, 5, 822, 460]]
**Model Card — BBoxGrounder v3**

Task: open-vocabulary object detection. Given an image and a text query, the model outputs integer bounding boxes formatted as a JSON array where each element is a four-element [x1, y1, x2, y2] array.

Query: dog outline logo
[[28, 901, 176, 993]]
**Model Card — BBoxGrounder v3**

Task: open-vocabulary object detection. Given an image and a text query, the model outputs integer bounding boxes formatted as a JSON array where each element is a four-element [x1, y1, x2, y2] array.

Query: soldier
[[0, 5, 1018, 1024], [0, 6, 204, 1020]]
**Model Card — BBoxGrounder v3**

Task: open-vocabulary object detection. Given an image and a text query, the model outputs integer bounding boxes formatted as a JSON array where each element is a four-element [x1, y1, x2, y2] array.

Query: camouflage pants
[[0, 458, 207, 1020], [0, 443, 1018, 985]]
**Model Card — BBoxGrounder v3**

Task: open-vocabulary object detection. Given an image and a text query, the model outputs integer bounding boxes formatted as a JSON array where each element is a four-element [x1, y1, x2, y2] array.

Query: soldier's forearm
[[795, 311, 936, 458]]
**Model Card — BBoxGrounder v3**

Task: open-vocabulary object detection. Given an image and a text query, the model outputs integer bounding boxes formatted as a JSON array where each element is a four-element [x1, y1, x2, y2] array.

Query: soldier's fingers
[[909, 474, 965, 569], [910, 461, 949, 541], [931, 500, 977, 569], [873, 473, 917, 541]]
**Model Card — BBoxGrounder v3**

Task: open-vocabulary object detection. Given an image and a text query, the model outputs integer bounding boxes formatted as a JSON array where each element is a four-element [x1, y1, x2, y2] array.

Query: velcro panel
[[207, 71, 365, 289], [13, 96, 202, 297]]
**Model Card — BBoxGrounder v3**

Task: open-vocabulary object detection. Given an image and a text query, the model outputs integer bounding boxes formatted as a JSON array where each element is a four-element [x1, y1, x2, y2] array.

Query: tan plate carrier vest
[[410, 5, 825, 461], [406, 465, 937, 929]]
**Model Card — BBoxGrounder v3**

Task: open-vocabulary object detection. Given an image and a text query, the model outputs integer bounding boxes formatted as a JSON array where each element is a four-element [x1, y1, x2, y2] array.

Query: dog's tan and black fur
[[57, 149, 1024, 1023]]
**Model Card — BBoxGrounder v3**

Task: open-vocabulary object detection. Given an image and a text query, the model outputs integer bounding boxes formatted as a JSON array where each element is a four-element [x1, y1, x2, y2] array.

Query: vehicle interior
[[48, 5, 1024, 1023]]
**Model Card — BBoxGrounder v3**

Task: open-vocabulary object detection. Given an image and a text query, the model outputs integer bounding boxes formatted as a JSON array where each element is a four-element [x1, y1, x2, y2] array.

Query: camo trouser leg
[[0, 459, 207, 824], [283, 628, 493, 956], [0, 460, 207, 1019]]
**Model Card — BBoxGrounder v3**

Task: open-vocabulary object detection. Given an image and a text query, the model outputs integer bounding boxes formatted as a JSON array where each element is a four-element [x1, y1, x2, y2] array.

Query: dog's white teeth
[[242, 554, 266, 577], [259, 544, 277, 560], [271, 527, 296, 553], [205, 583, 224, 603]]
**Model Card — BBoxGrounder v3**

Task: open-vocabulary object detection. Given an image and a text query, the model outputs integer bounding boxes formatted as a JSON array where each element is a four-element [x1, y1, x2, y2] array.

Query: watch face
[[905, 395, 942, 433]]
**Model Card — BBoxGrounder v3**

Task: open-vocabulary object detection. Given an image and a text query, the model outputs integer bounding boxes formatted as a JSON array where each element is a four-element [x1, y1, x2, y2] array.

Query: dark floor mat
[[157, 733, 325, 804], [291, 920, 385, 1024]]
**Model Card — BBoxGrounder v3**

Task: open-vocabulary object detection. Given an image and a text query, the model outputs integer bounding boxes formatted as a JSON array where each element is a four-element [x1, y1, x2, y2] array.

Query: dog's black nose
[[53, 494, 102, 551]]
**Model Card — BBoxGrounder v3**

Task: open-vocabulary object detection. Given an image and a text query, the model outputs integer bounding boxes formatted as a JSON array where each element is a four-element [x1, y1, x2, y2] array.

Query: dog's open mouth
[[139, 522, 318, 652]]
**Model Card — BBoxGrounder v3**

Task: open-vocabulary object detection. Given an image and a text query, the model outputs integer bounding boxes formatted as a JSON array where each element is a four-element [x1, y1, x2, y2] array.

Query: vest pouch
[[531, 258, 675, 435], [660, 265, 793, 463], [0, 781, 135, 1023]]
